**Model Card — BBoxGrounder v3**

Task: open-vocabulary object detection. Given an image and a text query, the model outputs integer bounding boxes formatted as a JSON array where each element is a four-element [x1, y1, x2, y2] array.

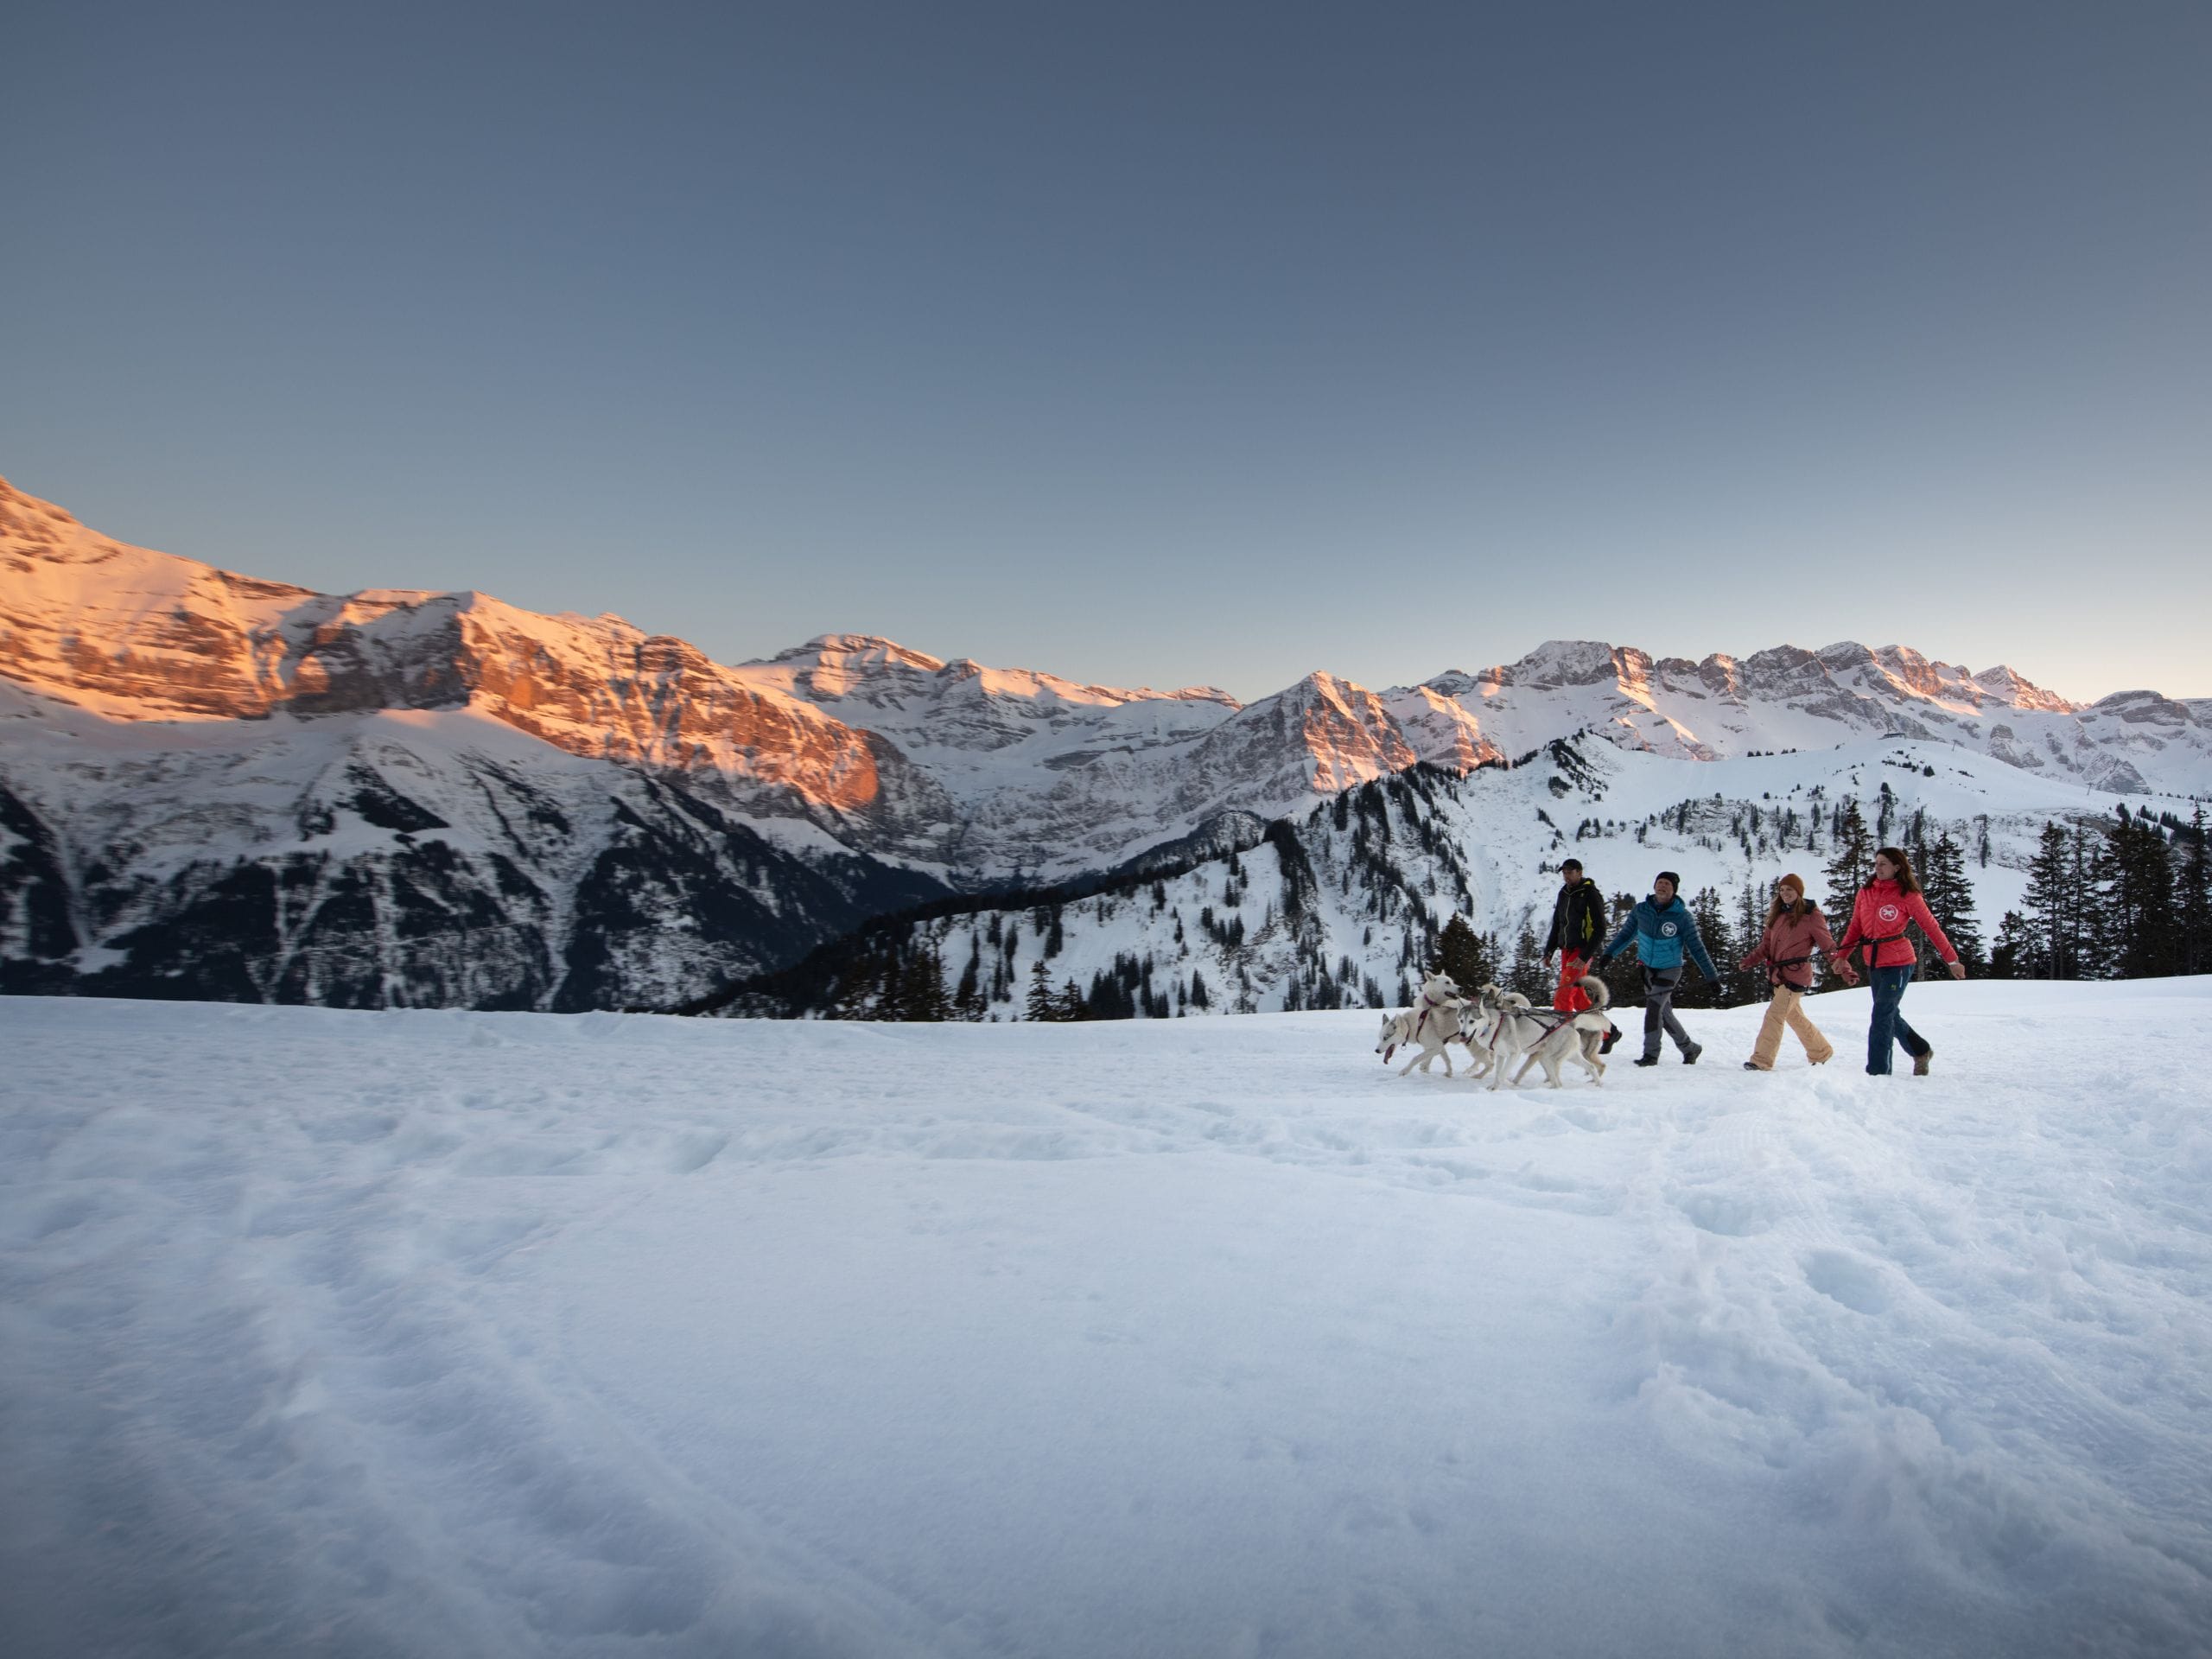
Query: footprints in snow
[[1801, 1249, 1893, 1315]]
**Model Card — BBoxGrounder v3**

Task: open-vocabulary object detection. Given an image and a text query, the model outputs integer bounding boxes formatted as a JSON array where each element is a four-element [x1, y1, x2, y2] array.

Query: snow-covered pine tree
[[1918, 832, 1984, 972]]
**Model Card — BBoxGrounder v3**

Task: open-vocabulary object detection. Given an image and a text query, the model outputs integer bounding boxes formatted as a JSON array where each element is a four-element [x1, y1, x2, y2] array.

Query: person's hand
[[1543, 953, 1556, 973], [1948, 961, 1967, 981]]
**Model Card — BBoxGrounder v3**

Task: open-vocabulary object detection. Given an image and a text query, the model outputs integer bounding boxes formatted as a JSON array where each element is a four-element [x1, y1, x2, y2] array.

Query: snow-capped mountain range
[[3, 473, 2205, 1009]]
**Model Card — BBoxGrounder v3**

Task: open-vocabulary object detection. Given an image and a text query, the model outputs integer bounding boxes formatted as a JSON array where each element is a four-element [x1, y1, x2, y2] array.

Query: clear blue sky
[[7, 2, 2208, 702]]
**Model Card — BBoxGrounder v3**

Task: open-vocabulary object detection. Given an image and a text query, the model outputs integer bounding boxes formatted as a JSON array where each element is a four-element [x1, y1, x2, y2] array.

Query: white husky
[[1471, 976, 1613, 1090], [1452, 997, 1503, 1080], [1375, 973, 1467, 1077]]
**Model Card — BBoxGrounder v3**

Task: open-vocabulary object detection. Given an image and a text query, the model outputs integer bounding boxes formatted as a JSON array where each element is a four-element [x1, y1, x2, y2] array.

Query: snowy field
[[4, 982, 2211, 1658]]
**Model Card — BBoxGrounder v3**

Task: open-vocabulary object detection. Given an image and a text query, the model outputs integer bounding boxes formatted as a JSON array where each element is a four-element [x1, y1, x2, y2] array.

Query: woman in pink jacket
[[1738, 873, 1853, 1070], [1834, 846, 1966, 1076]]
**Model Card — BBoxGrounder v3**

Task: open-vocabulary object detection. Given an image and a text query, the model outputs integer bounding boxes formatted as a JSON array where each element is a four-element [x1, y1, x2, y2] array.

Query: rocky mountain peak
[[1481, 639, 1631, 691]]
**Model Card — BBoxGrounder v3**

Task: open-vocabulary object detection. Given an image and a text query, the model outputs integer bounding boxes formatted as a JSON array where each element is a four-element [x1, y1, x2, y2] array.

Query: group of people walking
[[1539, 849, 1965, 1077]]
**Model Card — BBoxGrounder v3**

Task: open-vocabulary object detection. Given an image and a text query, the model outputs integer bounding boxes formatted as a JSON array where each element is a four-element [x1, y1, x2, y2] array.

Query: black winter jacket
[[1543, 878, 1607, 957]]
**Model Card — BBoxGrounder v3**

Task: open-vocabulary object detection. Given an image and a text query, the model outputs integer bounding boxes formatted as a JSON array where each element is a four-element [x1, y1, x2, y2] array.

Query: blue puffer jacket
[[1601, 895, 1718, 979]]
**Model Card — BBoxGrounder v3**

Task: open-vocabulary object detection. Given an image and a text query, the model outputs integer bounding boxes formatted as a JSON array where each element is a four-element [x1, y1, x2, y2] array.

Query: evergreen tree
[[897, 943, 951, 1021], [2179, 806, 2212, 978], [954, 941, 985, 1020], [1732, 877, 1765, 1007], [1918, 833, 1985, 971], [1432, 913, 1494, 992], [1024, 959, 1057, 1021], [2103, 815, 2178, 980], [825, 945, 887, 1019], [1820, 798, 1872, 983], [1189, 968, 1211, 1012], [2021, 821, 2071, 980], [1056, 977, 1088, 1021], [1507, 922, 1546, 1001], [1987, 910, 2034, 980], [2071, 822, 2111, 978], [1822, 798, 1872, 915], [1676, 887, 1734, 1008]]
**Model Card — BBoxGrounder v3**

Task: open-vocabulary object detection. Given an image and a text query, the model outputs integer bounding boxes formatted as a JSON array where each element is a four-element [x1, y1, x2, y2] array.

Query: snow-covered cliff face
[[0, 479, 953, 839], [0, 684, 944, 1008], [3, 472, 2207, 1011], [1435, 639, 2212, 796]]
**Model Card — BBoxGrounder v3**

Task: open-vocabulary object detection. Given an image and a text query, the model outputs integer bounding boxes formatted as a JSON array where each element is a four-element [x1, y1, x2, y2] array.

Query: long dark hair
[[1872, 846, 1923, 894]]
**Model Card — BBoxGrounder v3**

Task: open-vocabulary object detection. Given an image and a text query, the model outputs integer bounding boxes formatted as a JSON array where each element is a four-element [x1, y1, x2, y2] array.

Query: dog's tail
[[1578, 975, 1610, 1013]]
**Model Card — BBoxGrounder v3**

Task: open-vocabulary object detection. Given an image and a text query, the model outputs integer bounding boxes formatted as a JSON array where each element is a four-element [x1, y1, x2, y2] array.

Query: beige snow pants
[[1747, 985, 1834, 1069]]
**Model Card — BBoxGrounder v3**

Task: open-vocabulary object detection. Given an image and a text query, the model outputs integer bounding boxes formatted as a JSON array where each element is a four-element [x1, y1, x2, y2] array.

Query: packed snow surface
[[4, 982, 2210, 1657]]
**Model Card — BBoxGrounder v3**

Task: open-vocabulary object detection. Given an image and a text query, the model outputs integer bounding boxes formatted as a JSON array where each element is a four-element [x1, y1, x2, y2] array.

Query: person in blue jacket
[[1595, 870, 1717, 1067]]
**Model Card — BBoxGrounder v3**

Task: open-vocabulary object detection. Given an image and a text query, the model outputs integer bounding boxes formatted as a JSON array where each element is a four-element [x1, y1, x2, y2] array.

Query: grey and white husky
[[1375, 973, 1467, 1077], [1468, 976, 1612, 1090]]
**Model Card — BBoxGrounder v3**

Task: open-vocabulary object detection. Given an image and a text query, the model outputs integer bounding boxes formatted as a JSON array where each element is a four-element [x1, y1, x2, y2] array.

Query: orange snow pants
[[1554, 953, 1592, 1014]]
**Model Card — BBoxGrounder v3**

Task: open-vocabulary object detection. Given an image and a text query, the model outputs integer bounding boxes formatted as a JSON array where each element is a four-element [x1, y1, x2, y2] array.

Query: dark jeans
[[1866, 963, 1929, 1074], [1641, 966, 1694, 1058]]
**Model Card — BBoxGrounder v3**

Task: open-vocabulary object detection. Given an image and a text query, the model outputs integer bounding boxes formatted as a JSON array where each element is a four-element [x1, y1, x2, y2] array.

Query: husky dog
[[1476, 976, 1613, 1090], [1375, 972, 1465, 1077], [1452, 996, 1503, 1081]]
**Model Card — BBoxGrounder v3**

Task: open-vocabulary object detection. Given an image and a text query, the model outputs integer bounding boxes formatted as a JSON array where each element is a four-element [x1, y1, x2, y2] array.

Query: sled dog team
[[1376, 847, 1964, 1087]]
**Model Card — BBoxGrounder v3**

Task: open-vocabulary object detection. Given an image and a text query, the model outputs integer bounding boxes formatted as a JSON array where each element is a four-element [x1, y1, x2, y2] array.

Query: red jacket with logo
[[1834, 880, 1957, 969]]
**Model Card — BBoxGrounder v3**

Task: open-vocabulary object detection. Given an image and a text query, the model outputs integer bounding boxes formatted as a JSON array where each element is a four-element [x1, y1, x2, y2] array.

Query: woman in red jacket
[[1834, 846, 1966, 1076], [1739, 873, 1853, 1070]]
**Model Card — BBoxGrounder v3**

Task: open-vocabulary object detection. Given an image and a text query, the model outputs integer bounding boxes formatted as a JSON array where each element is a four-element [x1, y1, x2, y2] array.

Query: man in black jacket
[[1542, 858, 1610, 1022]]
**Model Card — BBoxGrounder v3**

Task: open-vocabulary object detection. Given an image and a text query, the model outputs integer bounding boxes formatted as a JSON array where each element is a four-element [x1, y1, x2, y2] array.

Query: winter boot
[[1600, 1023, 1621, 1055], [1681, 1043, 1702, 1065], [1913, 1049, 1933, 1077], [1632, 1055, 1660, 1068], [1742, 1061, 1765, 1071]]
